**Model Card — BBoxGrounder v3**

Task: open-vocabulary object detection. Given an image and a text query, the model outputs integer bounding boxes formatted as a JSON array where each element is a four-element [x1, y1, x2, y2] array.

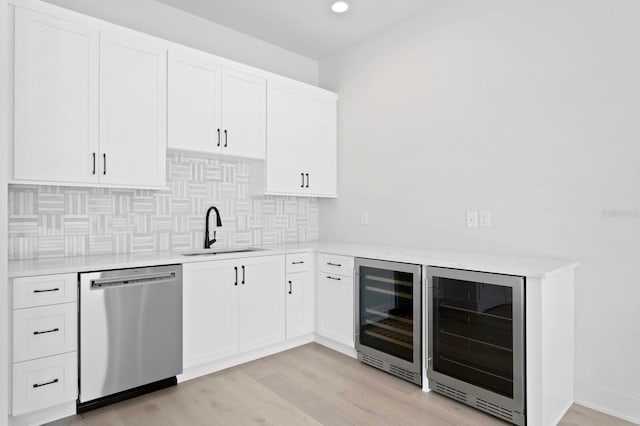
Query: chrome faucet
[[204, 206, 223, 249]]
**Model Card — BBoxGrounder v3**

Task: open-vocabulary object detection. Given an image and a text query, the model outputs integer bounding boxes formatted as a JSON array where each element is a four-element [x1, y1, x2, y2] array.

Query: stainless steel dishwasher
[[78, 265, 182, 412]]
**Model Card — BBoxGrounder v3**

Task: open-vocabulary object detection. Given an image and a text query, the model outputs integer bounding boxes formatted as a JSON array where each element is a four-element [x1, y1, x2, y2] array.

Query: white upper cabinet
[[265, 79, 338, 197], [266, 82, 302, 194], [11, 1, 336, 190], [13, 8, 99, 184], [99, 30, 167, 187], [168, 49, 222, 153], [12, 6, 167, 189], [300, 93, 338, 197], [168, 47, 266, 159], [220, 68, 266, 159]]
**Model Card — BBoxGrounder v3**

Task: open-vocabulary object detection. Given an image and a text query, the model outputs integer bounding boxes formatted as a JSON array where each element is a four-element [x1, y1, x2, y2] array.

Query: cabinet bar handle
[[224, 129, 228, 147], [103, 153, 107, 175], [301, 173, 305, 188], [292, 261, 305, 265], [288, 280, 292, 294], [327, 262, 342, 267], [326, 276, 341, 281], [92, 153, 96, 175], [305, 173, 309, 188], [234, 266, 238, 286], [33, 327, 59, 335], [33, 378, 59, 388], [217, 128, 221, 147], [33, 288, 60, 293], [241, 265, 245, 284]]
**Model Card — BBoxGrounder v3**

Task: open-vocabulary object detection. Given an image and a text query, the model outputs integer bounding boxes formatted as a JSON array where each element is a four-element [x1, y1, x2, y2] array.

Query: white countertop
[[8, 241, 578, 279]]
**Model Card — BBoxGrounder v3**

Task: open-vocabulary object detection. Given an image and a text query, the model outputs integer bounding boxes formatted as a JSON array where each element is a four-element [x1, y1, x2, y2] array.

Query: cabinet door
[[300, 91, 337, 197], [221, 68, 266, 159], [99, 30, 167, 187], [238, 256, 285, 352], [168, 48, 222, 153], [14, 8, 99, 184], [286, 270, 314, 340], [266, 82, 303, 195], [316, 274, 354, 347], [183, 260, 238, 368]]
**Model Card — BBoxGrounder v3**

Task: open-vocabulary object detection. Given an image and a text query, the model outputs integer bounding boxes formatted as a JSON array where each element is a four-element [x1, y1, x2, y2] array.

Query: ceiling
[[154, 0, 431, 59]]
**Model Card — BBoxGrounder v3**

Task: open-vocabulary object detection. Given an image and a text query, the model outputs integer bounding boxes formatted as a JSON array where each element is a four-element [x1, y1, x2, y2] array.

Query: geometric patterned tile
[[8, 152, 319, 260]]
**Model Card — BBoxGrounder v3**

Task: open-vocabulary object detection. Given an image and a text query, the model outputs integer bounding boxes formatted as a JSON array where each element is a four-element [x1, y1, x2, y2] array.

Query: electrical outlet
[[360, 212, 369, 225], [466, 211, 478, 228], [479, 210, 491, 227]]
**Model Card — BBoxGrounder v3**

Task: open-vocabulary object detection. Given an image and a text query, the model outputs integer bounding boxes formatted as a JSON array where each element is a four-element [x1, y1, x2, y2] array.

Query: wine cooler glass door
[[356, 259, 421, 373], [427, 267, 525, 417]]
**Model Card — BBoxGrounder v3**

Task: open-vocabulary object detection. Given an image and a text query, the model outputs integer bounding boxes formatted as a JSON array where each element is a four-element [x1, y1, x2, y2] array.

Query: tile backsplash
[[8, 152, 319, 260]]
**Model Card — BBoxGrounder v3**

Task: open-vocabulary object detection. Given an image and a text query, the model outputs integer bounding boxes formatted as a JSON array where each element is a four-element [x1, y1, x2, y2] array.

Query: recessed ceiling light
[[331, 1, 350, 13]]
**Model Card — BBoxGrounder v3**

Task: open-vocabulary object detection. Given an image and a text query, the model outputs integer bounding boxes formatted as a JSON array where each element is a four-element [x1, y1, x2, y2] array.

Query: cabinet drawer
[[317, 253, 354, 277], [13, 273, 77, 309], [286, 252, 312, 274], [12, 352, 77, 416], [13, 303, 77, 363]]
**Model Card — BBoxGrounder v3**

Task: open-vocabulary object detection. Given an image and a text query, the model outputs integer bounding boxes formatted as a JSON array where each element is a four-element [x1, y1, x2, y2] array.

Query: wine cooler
[[355, 258, 422, 386], [427, 267, 525, 425]]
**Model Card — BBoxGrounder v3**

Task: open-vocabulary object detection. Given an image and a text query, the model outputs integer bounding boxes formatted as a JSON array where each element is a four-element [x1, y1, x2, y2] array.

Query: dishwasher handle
[[90, 271, 177, 290]]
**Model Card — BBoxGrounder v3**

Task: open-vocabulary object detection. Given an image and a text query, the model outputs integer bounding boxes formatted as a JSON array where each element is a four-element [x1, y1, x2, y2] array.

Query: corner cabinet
[[11, 6, 167, 189], [168, 47, 266, 159], [182, 255, 285, 369], [263, 79, 338, 197]]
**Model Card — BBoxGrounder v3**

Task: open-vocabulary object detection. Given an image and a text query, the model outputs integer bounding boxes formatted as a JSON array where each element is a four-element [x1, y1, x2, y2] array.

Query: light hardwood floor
[[50, 343, 633, 426]]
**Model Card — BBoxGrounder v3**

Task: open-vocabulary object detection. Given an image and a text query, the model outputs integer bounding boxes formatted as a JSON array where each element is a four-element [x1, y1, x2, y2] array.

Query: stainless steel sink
[[179, 247, 265, 257]]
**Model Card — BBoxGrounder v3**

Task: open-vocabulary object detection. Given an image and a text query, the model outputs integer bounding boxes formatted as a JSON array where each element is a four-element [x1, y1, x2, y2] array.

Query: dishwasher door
[[79, 265, 182, 404]]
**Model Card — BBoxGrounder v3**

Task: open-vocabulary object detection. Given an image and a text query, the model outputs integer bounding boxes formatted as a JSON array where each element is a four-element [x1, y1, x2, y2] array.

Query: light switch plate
[[466, 211, 478, 228], [479, 210, 491, 227]]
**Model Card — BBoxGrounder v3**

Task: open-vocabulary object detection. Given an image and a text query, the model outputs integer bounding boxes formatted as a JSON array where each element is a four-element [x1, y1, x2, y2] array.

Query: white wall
[[319, 0, 640, 422], [0, 0, 9, 421], [41, 0, 318, 85]]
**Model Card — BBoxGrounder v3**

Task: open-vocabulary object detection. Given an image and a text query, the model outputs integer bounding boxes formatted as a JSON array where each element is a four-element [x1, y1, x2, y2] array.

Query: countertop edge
[[8, 243, 578, 279]]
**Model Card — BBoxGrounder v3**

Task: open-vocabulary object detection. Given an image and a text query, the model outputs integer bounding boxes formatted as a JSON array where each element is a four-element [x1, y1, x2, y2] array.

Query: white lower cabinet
[[183, 259, 239, 369], [12, 352, 78, 416], [11, 273, 79, 418], [13, 303, 77, 363], [238, 256, 286, 352], [285, 270, 314, 340], [316, 274, 354, 347], [183, 255, 285, 369], [316, 254, 355, 347]]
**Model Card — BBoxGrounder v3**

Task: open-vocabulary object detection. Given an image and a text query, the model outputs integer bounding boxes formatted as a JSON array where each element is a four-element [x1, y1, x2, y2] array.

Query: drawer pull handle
[[327, 262, 342, 267], [326, 276, 341, 281], [33, 378, 59, 388], [33, 328, 59, 335], [33, 288, 60, 293], [291, 261, 305, 265]]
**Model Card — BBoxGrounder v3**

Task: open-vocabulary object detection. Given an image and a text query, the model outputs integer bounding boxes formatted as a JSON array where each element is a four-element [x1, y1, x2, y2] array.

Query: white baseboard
[[9, 401, 75, 426], [575, 382, 640, 425], [313, 334, 357, 358], [178, 334, 314, 383]]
